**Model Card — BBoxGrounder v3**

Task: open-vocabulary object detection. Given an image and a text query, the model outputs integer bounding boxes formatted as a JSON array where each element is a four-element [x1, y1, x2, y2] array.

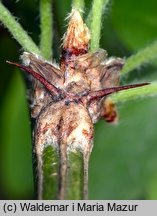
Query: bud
[[61, 9, 90, 70]]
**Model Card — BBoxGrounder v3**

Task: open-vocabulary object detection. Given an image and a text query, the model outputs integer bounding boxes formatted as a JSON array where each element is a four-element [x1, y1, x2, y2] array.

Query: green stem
[[66, 152, 84, 199], [37, 145, 91, 199], [111, 82, 157, 104], [90, 0, 109, 51], [39, 0, 53, 60], [42, 146, 59, 199], [0, 2, 41, 55], [72, 0, 84, 11], [122, 41, 157, 75]]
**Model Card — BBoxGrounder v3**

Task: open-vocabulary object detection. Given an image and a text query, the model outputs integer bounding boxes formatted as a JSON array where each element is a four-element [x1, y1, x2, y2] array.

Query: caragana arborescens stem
[[7, 9, 151, 200], [38, 145, 91, 199], [28, 10, 94, 199], [2, 0, 157, 200]]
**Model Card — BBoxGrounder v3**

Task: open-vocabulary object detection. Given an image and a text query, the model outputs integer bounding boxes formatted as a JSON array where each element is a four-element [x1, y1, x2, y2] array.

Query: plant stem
[[122, 41, 157, 74], [39, 0, 53, 60], [38, 146, 90, 199], [66, 152, 84, 199], [111, 82, 157, 104], [41, 146, 59, 199], [90, 0, 109, 51], [0, 2, 41, 55], [72, 0, 84, 11]]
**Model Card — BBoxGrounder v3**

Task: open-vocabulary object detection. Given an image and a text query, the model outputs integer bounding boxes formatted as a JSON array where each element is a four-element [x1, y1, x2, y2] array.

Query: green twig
[[90, 0, 109, 51], [0, 1, 41, 55], [72, 0, 84, 11], [111, 82, 157, 104], [37, 143, 90, 199], [66, 152, 84, 199], [39, 0, 53, 60], [122, 41, 157, 75], [42, 146, 59, 199]]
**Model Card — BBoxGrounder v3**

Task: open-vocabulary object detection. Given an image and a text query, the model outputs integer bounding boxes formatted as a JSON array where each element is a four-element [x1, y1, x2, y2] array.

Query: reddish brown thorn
[[6, 61, 62, 97], [88, 83, 149, 102]]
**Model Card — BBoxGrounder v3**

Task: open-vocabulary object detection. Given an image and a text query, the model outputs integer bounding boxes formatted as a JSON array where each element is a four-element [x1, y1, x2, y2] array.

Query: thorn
[[6, 61, 61, 96], [88, 83, 149, 102]]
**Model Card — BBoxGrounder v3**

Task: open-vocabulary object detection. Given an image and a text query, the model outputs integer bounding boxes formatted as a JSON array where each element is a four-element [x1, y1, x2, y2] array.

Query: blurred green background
[[0, 0, 157, 199]]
